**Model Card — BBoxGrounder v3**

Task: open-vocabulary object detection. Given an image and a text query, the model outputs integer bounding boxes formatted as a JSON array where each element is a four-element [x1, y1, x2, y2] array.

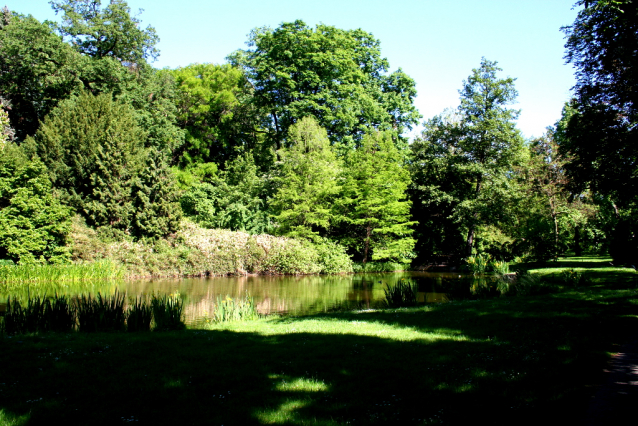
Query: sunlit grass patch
[[0, 409, 30, 426], [271, 376, 329, 393]]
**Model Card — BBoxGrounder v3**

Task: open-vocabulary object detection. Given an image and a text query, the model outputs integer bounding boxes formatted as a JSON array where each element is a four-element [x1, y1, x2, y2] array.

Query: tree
[[179, 153, 272, 234], [270, 116, 342, 241], [338, 130, 415, 264], [0, 13, 83, 139], [560, 0, 638, 202], [25, 90, 144, 229], [232, 20, 420, 151], [50, 0, 159, 63], [411, 59, 524, 258], [0, 141, 71, 263], [169, 63, 263, 167], [129, 148, 181, 239]]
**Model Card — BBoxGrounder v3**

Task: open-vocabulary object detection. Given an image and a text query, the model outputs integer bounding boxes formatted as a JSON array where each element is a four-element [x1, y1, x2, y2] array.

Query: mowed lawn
[[1, 258, 637, 425]]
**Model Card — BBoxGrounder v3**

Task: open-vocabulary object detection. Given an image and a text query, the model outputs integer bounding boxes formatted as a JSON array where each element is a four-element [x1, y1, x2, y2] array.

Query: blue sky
[[12, 0, 580, 139]]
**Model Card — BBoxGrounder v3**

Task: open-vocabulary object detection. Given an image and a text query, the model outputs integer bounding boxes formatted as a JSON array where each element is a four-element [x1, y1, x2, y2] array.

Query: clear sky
[[11, 0, 580, 140]]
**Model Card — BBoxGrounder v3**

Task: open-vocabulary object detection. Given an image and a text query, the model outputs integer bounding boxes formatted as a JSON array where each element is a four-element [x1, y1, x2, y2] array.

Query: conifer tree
[[338, 130, 415, 263], [0, 142, 71, 263], [270, 117, 342, 241], [26, 90, 144, 230], [130, 148, 182, 239]]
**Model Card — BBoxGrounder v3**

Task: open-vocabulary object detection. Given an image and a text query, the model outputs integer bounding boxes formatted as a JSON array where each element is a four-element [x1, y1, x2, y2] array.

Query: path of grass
[[1, 256, 637, 425]]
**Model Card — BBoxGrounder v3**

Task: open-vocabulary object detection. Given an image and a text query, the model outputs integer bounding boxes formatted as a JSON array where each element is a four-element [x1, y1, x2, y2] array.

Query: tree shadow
[[1, 288, 636, 425]]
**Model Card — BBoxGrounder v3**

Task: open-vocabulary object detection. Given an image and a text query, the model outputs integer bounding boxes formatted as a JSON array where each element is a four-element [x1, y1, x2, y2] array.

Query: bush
[[0, 143, 71, 264]]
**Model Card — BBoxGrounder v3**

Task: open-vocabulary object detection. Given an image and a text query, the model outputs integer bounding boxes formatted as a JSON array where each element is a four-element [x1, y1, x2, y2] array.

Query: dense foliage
[[0, 0, 630, 269]]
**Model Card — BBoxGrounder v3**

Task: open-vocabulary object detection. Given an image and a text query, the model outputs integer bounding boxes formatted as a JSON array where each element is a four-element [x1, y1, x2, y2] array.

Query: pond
[[1, 272, 505, 326]]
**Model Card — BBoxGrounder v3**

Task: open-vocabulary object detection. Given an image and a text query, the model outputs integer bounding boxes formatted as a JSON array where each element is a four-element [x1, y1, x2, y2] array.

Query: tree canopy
[[560, 0, 638, 203], [411, 59, 524, 258], [232, 20, 420, 150], [50, 0, 159, 63]]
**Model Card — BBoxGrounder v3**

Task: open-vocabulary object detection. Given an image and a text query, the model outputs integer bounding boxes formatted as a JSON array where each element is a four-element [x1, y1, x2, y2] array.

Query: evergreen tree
[[338, 130, 415, 263], [130, 149, 182, 238], [270, 116, 341, 241], [26, 90, 144, 230], [0, 142, 71, 263]]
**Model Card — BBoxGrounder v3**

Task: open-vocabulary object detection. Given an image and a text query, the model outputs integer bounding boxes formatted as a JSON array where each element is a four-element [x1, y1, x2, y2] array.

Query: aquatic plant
[[465, 253, 490, 275], [0, 260, 123, 288], [43, 294, 76, 333], [352, 261, 407, 273], [126, 296, 152, 332], [383, 278, 418, 307], [209, 294, 259, 323], [151, 293, 185, 331], [76, 291, 126, 332], [2, 294, 75, 334], [489, 259, 510, 276]]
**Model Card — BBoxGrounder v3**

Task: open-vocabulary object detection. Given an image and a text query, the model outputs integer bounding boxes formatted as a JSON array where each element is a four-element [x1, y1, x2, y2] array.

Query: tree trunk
[[363, 226, 372, 264], [465, 174, 482, 257], [574, 226, 582, 256]]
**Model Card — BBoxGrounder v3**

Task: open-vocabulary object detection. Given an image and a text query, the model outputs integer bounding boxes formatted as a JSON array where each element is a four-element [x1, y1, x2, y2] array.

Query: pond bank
[[1, 276, 637, 425]]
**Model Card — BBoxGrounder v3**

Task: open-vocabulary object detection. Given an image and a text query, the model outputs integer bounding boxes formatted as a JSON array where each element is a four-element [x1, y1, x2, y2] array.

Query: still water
[[124, 271, 486, 325], [2, 272, 498, 326]]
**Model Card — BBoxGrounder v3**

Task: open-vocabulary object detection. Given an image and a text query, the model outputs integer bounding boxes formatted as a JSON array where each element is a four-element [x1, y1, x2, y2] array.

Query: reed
[[151, 294, 185, 331], [43, 294, 76, 333], [383, 278, 418, 307], [75, 291, 126, 332], [126, 296, 152, 332], [210, 294, 259, 323], [489, 259, 510, 276], [0, 260, 123, 288]]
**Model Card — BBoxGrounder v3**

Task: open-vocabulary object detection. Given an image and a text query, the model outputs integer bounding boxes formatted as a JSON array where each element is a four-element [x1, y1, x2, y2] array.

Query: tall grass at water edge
[[0, 260, 123, 288], [383, 278, 418, 307], [2, 295, 75, 335], [1, 292, 185, 334], [151, 293, 185, 331], [76, 291, 126, 332], [204, 294, 260, 324], [352, 261, 408, 273]]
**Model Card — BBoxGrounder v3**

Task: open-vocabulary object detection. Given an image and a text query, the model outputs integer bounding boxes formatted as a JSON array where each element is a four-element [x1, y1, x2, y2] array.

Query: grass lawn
[[1, 257, 637, 425]]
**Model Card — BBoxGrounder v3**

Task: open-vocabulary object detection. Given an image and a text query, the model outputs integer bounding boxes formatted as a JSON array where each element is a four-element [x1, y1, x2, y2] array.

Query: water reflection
[[1, 272, 506, 326]]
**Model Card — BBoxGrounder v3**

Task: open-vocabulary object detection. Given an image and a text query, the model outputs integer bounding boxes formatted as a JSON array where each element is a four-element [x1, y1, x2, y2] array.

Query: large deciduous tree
[[231, 20, 420, 151], [0, 12, 83, 139], [169, 63, 263, 167], [411, 59, 524, 258], [50, 0, 159, 63], [560, 0, 638, 202]]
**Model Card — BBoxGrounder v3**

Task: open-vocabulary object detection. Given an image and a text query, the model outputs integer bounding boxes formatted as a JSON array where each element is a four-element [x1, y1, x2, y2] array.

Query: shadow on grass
[[2, 283, 637, 425]]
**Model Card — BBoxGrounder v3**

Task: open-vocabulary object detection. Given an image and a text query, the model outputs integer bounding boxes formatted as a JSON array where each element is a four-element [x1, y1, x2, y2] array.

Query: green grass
[[0, 260, 124, 287], [1, 255, 636, 425]]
